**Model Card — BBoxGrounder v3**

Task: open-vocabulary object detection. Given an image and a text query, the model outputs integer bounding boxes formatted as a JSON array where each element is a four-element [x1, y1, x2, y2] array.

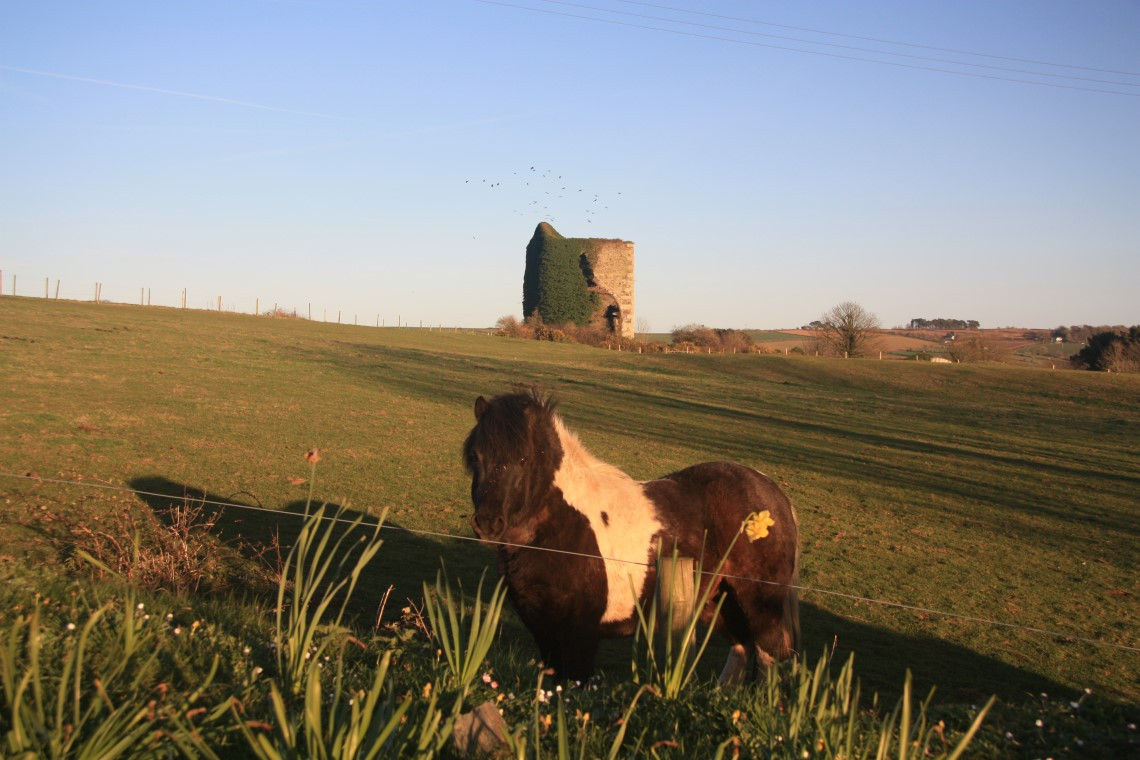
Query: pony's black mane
[[462, 388, 558, 471]]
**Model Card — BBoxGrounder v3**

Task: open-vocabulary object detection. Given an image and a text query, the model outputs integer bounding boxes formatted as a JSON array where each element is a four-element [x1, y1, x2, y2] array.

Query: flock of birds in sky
[[464, 166, 623, 237]]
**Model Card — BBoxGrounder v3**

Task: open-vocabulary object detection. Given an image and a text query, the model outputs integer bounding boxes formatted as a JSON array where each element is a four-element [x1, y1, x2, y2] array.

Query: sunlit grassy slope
[[1, 297, 1136, 707]]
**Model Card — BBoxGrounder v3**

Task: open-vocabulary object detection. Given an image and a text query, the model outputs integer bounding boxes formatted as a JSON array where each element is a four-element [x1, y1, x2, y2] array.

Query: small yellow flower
[[422, 682, 432, 699], [741, 510, 775, 542]]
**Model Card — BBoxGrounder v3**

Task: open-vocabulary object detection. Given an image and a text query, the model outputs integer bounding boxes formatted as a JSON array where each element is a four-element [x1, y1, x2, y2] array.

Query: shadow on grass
[[128, 475, 501, 627], [589, 599, 1076, 706], [128, 476, 1090, 707]]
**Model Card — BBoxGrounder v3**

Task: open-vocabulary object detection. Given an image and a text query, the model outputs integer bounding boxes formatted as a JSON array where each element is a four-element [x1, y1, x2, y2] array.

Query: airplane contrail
[[0, 65, 346, 119]]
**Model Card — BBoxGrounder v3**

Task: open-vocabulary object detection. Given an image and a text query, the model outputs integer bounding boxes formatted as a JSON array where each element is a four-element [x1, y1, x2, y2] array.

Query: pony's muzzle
[[471, 513, 506, 541]]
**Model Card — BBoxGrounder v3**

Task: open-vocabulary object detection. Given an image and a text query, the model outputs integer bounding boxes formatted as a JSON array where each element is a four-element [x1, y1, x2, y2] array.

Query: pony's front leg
[[557, 628, 599, 683], [532, 621, 600, 681]]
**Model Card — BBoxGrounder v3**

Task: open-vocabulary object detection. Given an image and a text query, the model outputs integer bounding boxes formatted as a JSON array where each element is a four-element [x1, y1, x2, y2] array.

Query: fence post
[[256, 298, 259, 316], [140, 287, 144, 306], [46, 278, 50, 298], [147, 288, 151, 306], [656, 554, 698, 656], [217, 295, 222, 312], [308, 303, 311, 320], [55, 280, 61, 300]]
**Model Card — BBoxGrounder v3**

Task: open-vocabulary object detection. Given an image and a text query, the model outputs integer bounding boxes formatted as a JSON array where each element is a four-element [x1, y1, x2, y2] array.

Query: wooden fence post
[[46, 278, 50, 298], [55, 280, 61, 300], [656, 554, 698, 654], [256, 298, 259, 316]]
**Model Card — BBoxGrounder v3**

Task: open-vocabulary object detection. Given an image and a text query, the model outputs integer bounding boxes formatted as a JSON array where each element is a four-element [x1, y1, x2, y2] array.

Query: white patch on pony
[[719, 644, 749, 686], [551, 416, 662, 624]]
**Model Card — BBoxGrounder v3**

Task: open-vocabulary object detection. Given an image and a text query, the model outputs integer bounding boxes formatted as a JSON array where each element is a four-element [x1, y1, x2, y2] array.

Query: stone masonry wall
[[588, 239, 635, 339]]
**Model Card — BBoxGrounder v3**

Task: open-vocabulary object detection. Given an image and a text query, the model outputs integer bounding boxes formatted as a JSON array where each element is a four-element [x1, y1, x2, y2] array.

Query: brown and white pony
[[463, 389, 800, 683]]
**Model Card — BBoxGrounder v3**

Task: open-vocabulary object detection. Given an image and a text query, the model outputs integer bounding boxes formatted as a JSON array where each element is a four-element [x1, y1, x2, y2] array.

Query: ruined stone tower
[[522, 223, 635, 339]]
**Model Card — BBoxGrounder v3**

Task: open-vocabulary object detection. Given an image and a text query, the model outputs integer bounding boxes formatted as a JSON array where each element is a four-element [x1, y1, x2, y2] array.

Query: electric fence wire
[[528, 0, 1140, 87], [472, 0, 1140, 97], [2, 470, 1137, 654], [611, 0, 1140, 77]]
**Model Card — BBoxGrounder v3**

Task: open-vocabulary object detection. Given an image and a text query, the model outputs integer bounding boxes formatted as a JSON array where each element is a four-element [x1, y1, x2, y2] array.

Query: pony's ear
[[474, 396, 489, 420]]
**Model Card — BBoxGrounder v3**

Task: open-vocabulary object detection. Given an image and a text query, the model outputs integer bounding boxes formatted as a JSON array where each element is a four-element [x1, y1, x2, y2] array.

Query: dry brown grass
[[64, 496, 230, 594]]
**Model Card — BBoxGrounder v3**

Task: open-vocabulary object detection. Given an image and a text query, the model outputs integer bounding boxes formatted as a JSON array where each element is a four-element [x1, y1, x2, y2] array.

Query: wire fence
[[1, 470, 1135, 655], [0, 270, 496, 335]]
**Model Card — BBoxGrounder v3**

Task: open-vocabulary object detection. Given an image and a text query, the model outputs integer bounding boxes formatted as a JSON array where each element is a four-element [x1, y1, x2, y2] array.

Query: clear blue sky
[[2, 0, 1137, 330]]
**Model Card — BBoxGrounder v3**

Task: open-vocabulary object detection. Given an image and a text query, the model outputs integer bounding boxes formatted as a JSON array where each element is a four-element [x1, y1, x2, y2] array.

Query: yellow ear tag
[[742, 510, 775, 542]]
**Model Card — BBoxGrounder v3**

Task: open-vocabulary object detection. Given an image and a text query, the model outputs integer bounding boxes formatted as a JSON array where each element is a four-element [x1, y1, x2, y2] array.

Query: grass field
[[1, 297, 1137, 754]]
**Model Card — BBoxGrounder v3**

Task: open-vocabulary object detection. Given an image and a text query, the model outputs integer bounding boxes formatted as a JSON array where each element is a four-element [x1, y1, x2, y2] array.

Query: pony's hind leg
[[720, 582, 794, 685], [719, 643, 750, 686]]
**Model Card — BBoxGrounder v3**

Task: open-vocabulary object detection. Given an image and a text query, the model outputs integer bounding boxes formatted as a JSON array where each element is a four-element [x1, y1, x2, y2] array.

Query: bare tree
[[818, 301, 880, 357]]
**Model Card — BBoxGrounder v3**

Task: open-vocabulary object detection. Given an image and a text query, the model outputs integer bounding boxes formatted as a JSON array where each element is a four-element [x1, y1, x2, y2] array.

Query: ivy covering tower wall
[[522, 222, 635, 337]]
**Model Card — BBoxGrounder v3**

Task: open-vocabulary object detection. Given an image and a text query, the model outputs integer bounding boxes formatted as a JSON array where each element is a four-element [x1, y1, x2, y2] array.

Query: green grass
[[1, 297, 1138, 754]]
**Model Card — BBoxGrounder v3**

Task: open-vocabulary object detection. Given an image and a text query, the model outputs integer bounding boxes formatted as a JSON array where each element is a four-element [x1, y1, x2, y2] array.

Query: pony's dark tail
[[784, 541, 802, 657], [782, 503, 802, 658]]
